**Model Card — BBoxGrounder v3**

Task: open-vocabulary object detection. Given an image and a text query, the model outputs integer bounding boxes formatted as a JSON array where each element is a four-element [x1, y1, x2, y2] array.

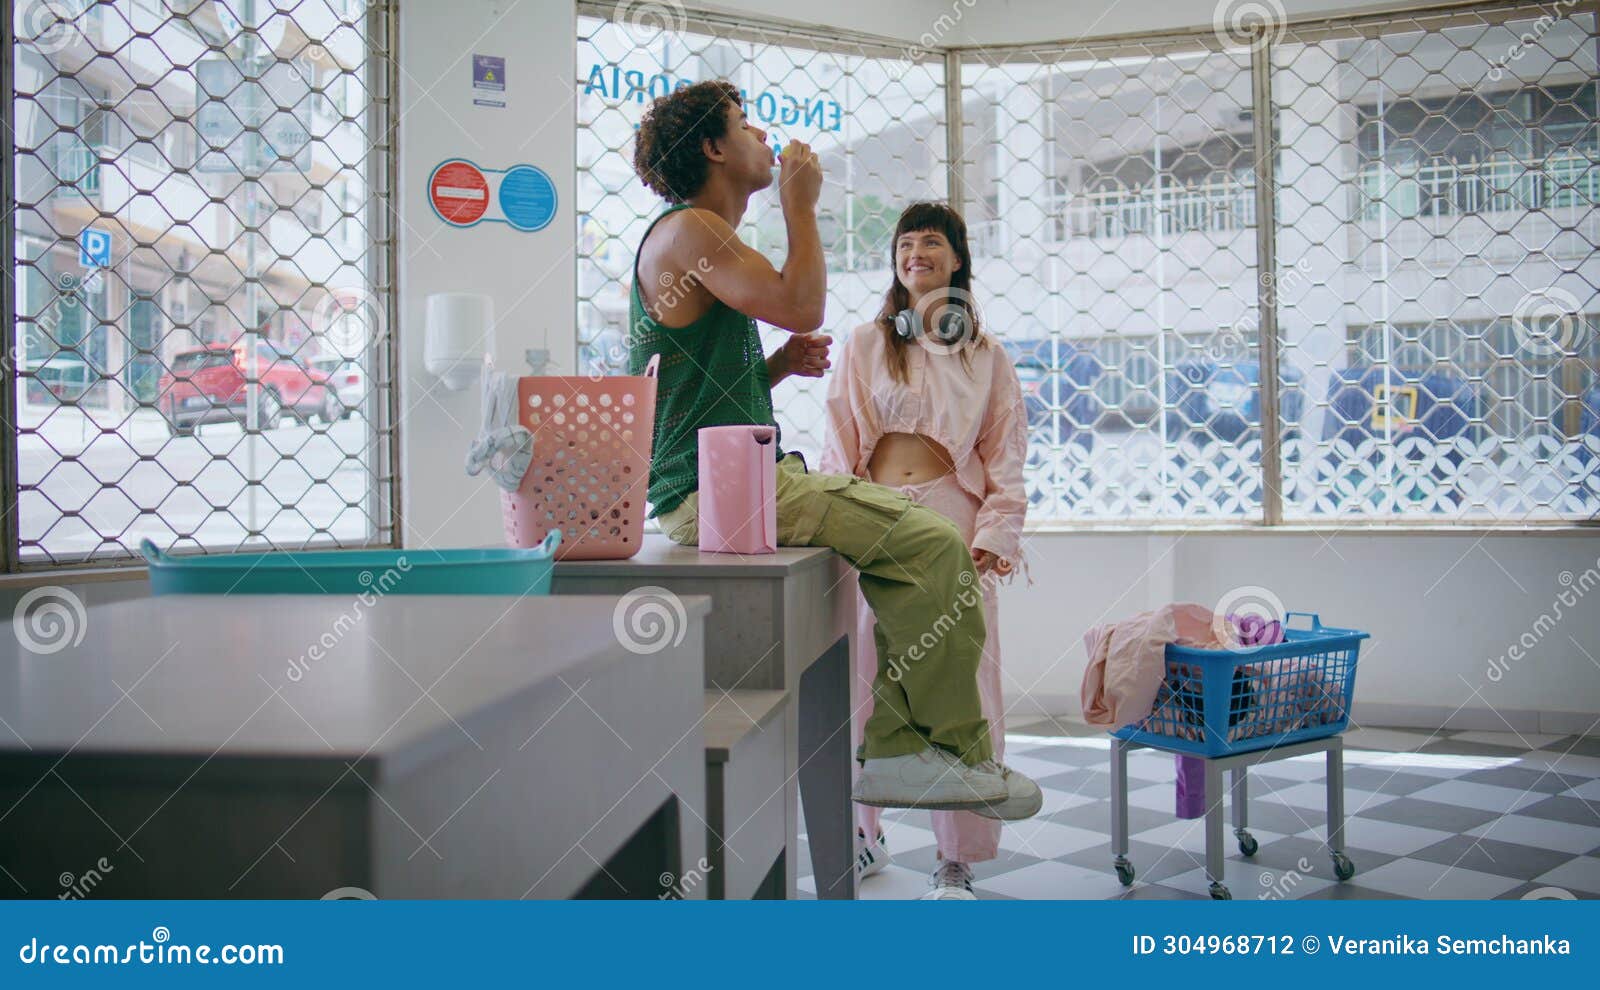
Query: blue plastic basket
[[140, 531, 561, 597], [1112, 612, 1369, 758]]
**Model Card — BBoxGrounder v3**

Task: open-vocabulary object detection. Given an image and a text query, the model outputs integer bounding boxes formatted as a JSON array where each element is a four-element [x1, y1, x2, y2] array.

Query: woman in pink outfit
[[821, 202, 1030, 900]]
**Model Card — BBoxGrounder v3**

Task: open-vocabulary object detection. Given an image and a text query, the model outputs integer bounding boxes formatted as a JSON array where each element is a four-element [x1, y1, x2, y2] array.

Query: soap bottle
[[525, 347, 555, 376]]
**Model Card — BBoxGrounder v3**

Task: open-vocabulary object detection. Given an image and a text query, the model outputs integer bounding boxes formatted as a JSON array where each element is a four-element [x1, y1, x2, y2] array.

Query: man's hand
[[777, 139, 822, 216], [768, 333, 832, 386], [782, 333, 832, 379]]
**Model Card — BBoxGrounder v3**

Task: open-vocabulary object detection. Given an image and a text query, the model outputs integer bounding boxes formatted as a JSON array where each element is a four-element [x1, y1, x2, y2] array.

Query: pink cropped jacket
[[820, 321, 1030, 570]]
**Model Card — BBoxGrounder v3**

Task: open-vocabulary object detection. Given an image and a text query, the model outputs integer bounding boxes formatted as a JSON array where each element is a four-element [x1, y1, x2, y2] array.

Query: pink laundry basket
[[697, 425, 778, 554], [500, 354, 659, 560]]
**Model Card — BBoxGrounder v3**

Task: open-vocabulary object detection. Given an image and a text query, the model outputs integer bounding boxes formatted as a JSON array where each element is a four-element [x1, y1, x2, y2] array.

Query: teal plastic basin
[[140, 531, 561, 597]]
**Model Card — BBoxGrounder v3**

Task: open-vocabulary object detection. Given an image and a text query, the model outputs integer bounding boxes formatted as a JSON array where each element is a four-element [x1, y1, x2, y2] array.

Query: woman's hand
[[971, 548, 1013, 576], [770, 332, 832, 384]]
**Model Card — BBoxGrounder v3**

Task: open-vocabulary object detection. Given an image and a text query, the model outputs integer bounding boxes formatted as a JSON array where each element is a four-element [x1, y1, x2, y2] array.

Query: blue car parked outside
[[1162, 358, 1305, 447]]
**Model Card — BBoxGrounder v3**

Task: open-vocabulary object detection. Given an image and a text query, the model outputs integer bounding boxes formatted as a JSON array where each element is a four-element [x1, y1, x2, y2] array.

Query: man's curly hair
[[633, 80, 742, 203]]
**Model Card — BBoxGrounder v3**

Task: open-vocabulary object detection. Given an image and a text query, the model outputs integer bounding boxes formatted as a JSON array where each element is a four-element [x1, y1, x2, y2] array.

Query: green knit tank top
[[629, 205, 782, 517]]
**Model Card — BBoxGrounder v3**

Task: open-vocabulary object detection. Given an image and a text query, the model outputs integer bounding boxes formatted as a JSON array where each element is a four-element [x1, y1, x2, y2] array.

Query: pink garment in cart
[[1080, 603, 1222, 731]]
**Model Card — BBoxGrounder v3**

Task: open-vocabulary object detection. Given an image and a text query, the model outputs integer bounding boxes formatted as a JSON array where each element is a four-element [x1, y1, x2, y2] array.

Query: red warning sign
[[429, 160, 489, 226]]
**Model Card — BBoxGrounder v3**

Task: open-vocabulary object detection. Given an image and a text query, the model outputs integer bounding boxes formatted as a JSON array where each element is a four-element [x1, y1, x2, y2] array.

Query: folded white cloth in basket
[[465, 364, 533, 492]]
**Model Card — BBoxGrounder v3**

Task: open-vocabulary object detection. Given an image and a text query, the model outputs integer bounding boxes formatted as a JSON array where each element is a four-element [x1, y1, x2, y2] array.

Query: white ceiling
[[703, 0, 1473, 47]]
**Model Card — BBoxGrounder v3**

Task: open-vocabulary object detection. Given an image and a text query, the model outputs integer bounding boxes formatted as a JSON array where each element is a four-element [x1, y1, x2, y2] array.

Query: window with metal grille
[[1274, 4, 1599, 521], [4, 0, 399, 569], [576, 3, 949, 462], [982, 3, 1599, 524], [575, 0, 1597, 526], [960, 39, 1264, 521]]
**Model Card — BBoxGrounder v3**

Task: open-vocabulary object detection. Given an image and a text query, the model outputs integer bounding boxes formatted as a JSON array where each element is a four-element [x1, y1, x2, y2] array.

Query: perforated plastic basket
[[1112, 612, 1369, 757], [501, 355, 658, 560]]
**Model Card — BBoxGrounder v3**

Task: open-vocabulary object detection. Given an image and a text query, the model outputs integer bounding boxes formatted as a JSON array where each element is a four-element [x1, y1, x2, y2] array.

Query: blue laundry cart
[[1106, 612, 1369, 900]]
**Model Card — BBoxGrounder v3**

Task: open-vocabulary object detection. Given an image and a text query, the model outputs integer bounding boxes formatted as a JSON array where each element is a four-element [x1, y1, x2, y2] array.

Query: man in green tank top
[[629, 81, 1039, 824]]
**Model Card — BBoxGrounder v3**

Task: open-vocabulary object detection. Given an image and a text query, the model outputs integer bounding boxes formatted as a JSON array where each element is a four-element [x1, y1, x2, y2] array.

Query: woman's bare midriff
[[866, 432, 956, 486]]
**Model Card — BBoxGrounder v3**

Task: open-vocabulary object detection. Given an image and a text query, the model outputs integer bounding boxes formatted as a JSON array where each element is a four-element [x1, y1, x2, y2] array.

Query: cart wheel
[[1236, 831, 1259, 857], [1331, 852, 1355, 882], [1209, 882, 1232, 900], [1114, 857, 1135, 887]]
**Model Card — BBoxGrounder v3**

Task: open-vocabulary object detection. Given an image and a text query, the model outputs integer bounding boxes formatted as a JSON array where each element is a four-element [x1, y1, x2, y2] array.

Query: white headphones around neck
[[893, 306, 970, 344]]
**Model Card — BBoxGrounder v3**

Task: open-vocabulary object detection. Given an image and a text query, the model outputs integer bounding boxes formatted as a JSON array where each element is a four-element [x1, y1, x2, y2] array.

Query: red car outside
[[157, 341, 339, 436]]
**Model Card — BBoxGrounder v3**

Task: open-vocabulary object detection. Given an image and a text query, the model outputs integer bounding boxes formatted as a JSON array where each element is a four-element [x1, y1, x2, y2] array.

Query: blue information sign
[[497, 165, 556, 232]]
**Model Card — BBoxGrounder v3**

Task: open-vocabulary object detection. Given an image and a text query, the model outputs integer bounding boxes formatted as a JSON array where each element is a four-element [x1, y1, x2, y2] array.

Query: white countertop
[[0, 593, 710, 780]]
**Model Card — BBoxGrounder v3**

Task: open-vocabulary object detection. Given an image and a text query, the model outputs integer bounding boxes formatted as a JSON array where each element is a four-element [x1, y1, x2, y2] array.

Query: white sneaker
[[855, 829, 889, 882], [921, 860, 977, 900], [971, 760, 1044, 821], [852, 749, 1006, 810]]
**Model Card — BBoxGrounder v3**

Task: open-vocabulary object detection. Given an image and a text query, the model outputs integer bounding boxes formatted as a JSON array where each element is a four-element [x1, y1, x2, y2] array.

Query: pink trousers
[[852, 472, 1005, 864]]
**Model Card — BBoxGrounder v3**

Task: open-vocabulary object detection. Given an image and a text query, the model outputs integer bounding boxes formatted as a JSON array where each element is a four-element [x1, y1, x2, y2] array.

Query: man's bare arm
[[674, 141, 826, 333]]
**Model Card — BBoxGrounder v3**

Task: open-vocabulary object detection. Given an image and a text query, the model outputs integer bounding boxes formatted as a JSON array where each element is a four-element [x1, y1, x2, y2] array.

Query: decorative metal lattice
[[576, 3, 948, 463], [959, 38, 1264, 521], [578, 0, 1597, 525], [6, 0, 397, 567], [1271, 4, 1600, 521]]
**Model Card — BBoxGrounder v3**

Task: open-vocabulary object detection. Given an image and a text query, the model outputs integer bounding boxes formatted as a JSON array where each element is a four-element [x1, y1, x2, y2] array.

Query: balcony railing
[[971, 149, 1600, 250], [1075, 173, 1257, 239], [1358, 152, 1600, 221], [967, 173, 1259, 252], [53, 140, 102, 200]]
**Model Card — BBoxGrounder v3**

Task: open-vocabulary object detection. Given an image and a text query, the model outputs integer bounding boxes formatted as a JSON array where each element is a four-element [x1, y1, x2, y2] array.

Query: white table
[[0, 594, 709, 899], [555, 535, 859, 899]]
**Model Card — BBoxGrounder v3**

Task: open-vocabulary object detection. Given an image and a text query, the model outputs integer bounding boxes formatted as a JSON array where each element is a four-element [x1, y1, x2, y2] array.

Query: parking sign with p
[[78, 228, 112, 268]]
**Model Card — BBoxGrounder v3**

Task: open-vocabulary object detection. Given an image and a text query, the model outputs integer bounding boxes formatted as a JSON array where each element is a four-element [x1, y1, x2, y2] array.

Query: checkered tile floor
[[797, 719, 1600, 900]]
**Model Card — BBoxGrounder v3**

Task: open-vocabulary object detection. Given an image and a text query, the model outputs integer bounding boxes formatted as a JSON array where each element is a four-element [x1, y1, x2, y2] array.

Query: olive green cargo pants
[[659, 453, 994, 765]]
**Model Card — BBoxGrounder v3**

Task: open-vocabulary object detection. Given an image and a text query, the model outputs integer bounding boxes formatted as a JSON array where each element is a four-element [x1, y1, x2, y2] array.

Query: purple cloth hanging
[[1175, 754, 1206, 819]]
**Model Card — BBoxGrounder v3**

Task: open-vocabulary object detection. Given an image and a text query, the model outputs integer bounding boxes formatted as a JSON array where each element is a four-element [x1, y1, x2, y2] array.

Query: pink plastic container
[[697, 425, 778, 555], [500, 355, 659, 560]]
